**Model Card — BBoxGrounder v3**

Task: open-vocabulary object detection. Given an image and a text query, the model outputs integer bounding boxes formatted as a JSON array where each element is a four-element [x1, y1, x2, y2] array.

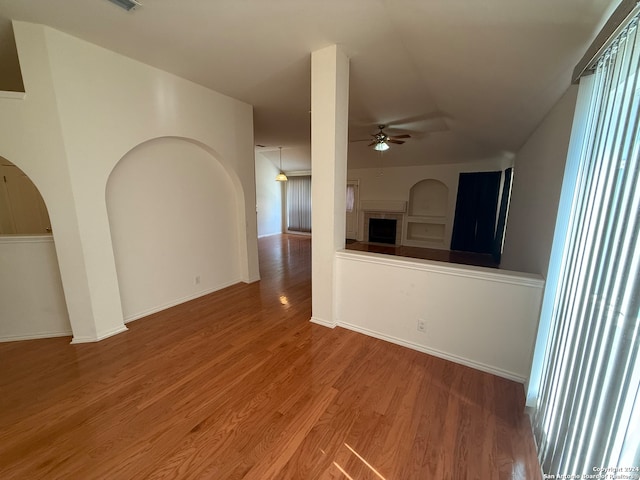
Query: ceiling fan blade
[[367, 141, 377, 147], [388, 134, 411, 139], [387, 139, 405, 144]]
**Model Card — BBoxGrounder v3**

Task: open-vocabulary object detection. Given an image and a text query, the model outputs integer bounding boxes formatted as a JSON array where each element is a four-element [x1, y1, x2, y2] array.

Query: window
[[286, 175, 311, 233], [530, 12, 640, 474], [346, 184, 355, 213]]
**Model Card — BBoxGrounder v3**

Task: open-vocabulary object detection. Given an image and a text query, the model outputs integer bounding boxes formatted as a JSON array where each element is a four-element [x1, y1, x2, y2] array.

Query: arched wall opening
[[0, 156, 51, 234], [0, 156, 71, 341], [106, 137, 242, 322]]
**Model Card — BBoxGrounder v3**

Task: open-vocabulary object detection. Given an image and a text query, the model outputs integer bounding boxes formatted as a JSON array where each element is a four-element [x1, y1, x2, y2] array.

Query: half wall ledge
[[336, 249, 544, 287], [335, 249, 545, 382], [0, 91, 26, 100]]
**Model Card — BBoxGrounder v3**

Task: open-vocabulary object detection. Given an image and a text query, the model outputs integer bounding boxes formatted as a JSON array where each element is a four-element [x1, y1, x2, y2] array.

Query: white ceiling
[[0, 0, 615, 171]]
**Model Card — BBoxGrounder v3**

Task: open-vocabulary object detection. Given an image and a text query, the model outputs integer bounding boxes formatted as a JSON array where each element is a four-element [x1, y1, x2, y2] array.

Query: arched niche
[[408, 179, 448, 217], [106, 137, 242, 321], [0, 157, 51, 234]]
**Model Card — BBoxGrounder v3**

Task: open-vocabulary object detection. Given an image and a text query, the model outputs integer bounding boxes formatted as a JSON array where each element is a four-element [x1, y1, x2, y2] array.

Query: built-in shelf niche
[[408, 179, 448, 217], [404, 179, 449, 248], [406, 222, 445, 242]]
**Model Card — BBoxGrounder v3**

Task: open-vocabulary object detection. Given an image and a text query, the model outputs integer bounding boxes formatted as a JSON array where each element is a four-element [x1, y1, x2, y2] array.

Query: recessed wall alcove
[[408, 179, 448, 217], [404, 179, 449, 248], [106, 137, 242, 322]]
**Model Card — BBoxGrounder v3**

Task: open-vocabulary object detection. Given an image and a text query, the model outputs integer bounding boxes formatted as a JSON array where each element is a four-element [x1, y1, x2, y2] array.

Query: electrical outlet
[[417, 319, 426, 333], [194, 275, 201, 285]]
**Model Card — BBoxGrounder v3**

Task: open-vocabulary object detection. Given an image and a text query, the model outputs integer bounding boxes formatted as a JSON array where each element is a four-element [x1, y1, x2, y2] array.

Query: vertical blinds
[[287, 176, 312, 233], [532, 12, 640, 474]]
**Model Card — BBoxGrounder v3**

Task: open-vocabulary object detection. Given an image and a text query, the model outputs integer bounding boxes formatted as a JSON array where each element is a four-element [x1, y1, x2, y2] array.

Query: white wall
[[0, 22, 258, 342], [335, 251, 544, 382], [0, 236, 71, 341], [348, 158, 512, 246], [501, 86, 579, 276], [107, 138, 241, 321], [255, 152, 283, 237]]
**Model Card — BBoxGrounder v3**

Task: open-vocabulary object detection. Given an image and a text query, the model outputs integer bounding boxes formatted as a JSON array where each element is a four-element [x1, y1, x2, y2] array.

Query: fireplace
[[361, 201, 406, 246], [368, 218, 397, 244]]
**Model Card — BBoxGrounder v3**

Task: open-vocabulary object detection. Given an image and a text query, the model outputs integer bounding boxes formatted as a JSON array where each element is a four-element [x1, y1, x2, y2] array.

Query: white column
[[310, 44, 349, 327]]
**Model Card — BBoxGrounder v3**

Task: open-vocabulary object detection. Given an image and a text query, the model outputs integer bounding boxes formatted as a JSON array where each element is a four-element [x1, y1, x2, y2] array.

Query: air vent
[[106, 0, 142, 11]]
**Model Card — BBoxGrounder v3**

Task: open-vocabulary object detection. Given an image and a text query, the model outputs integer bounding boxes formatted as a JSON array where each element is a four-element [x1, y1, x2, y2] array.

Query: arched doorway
[[0, 157, 51, 234], [0, 156, 71, 341]]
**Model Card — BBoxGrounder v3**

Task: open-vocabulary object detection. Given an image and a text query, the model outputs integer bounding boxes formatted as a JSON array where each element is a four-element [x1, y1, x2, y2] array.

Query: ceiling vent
[[106, 0, 142, 11]]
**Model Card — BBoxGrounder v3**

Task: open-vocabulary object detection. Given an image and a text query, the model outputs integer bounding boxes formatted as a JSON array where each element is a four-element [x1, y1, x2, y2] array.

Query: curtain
[[346, 184, 355, 213], [286, 175, 311, 233], [531, 13, 640, 474]]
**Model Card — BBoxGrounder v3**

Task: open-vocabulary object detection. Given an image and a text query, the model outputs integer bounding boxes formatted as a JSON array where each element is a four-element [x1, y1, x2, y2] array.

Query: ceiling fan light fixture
[[106, 0, 142, 11], [374, 141, 390, 152], [275, 146, 288, 182]]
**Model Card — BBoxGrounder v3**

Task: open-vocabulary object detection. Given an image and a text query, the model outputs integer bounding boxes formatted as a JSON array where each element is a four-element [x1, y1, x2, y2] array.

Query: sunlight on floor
[[332, 461, 355, 480], [330, 443, 388, 480]]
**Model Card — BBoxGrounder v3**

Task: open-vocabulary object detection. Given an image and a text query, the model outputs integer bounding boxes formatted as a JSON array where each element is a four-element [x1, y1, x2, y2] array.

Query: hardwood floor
[[0, 234, 541, 479]]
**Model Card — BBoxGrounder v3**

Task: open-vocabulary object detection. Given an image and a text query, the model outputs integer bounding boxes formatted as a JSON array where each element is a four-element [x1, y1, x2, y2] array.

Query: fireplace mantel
[[360, 200, 406, 213]]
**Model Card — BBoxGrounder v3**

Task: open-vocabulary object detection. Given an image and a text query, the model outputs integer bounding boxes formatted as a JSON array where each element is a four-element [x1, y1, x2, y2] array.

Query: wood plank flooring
[[0, 234, 541, 479]]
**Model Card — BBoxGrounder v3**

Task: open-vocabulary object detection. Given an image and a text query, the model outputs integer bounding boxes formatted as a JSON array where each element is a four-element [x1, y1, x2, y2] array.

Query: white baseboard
[[258, 232, 283, 238], [123, 279, 241, 324], [71, 324, 129, 344], [310, 317, 337, 328], [0, 330, 72, 343], [95, 325, 129, 341], [336, 321, 526, 384]]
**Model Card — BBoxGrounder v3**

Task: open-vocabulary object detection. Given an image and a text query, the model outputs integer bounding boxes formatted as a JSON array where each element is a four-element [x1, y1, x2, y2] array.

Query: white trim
[[0, 234, 54, 244], [258, 232, 283, 238], [71, 324, 129, 344], [244, 275, 261, 284], [0, 330, 72, 343], [123, 279, 241, 323], [96, 325, 128, 341], [336, 321, 526, 383], [70, 335, 97, 344], [0, 90, 26, 100], [336, 249, 544, 288], [310, 316, 337, 328], [360, 200, 407, 213]]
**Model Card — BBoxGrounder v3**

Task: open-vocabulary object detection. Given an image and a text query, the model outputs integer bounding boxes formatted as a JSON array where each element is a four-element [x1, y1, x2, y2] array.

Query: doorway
[[0, 159, 51, 234], [450, 171, 501, 254]]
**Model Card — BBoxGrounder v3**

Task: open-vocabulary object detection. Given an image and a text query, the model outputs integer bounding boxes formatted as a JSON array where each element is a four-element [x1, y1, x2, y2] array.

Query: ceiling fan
[[349, 111, 450, 151], [354, 125, 411, 151]]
